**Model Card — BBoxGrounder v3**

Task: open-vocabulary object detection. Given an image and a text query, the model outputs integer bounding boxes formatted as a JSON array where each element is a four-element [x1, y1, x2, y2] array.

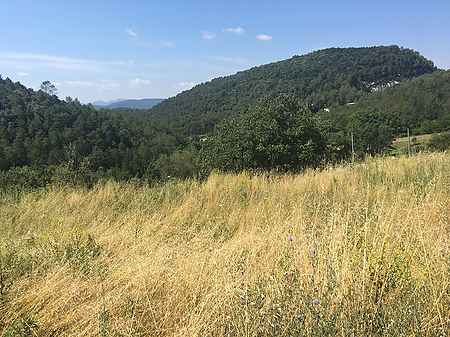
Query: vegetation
[[0, 45, 448, 183], [202, 95, 327, 172], [428, 132, 450, 151], [150, 46, 436, 136], [0, 76, 184, 179], [391, 131, 450, 155], [323, 70, 450, 138], [0, 153, 449, 336]]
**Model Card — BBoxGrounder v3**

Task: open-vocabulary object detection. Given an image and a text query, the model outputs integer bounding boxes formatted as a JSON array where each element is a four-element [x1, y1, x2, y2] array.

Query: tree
[[201, 95, 327, 173], [40, 81, 58, 96], [428, 133, 450, 151], [351, 109, 393, 155]]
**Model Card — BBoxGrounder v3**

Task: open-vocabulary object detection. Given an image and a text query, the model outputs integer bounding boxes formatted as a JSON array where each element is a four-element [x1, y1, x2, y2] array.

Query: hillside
[[149, 46, 437, 135], [95, 98, 165, 110], [0, 76, 179, 176], [322, 70, 450, 136], [0, 153, 449, 336], [1, 46, 447, 180]]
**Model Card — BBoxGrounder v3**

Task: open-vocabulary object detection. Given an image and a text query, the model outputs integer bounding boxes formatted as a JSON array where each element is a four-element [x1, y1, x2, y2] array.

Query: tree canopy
[[201, 95, 327, 172], [149, 46, 436, 136]]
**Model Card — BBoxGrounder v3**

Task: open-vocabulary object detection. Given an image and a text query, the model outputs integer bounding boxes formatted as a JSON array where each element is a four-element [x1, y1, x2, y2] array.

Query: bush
[[201, 95, 327, 173], [0, 166, 48, 193], [428, 133, 450, 151]]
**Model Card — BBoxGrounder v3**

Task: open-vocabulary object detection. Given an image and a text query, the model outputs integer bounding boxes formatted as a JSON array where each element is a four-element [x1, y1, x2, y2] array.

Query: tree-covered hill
[[0, 77, 181, 176], [322, 70, 450, 137], [149, 46, 437, 135], [1, 46, 448, 183]]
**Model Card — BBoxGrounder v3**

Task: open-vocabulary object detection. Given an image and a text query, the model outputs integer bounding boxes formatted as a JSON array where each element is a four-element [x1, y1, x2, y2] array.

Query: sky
[[1, 0, 450, 103]]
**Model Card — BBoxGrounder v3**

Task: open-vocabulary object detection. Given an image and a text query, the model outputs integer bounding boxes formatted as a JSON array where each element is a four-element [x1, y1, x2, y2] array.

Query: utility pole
[[351, 131, 355, 163], [407, 127, 411, 157]]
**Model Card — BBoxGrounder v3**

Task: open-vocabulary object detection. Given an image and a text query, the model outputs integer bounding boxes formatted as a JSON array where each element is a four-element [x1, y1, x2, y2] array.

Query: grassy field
[[392, 131, 450, 155], [0, 153, 449, 336]]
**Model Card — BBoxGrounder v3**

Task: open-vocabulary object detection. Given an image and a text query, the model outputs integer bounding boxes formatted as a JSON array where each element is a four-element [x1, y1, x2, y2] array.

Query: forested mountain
[[149, 46, 437, 135], [95, 98, 165, 110], [1, 45, 448, 184], [321, 70, 450, 136], [0, 76, 182, 177]]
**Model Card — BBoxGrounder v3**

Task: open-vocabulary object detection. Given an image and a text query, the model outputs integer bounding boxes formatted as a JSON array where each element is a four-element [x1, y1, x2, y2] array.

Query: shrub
[[201, 95, 327, 173], [428, 132, 450, 151]]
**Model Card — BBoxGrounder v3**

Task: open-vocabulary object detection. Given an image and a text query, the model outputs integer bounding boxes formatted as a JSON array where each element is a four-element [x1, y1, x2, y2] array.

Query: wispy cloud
[[223, 27, 245, 35], [212, 56, 248, 65], [201, 31, 216, 40], [17, 72, 29, 77], [0, 52, 134, 72], [129, 78, 152, 87], [176, 81, 196, 90], [126, 28, 138, 38], [256, 34, 273, 41], [61, 80, 120, 90]]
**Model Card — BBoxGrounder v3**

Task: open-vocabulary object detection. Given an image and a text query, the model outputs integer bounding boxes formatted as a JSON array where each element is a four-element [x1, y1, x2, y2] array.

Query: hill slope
[[0, 77, 129, 171], [1, 153, 449, 336], [322, 70, 450, 135], [149, 46, 437, 135]]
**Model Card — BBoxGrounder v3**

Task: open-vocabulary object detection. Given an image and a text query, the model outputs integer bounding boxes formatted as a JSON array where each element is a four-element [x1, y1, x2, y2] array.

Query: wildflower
[[288, 234, 294, 242], [312, 298, 321, 306]]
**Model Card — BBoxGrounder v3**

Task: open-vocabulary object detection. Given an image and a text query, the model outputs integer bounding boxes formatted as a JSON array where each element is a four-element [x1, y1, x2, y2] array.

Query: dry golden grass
[[0, 153, 449, 336]]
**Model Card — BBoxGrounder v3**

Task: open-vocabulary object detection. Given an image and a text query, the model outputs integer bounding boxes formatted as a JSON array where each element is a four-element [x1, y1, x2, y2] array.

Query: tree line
[[1, 48, 449, 190]]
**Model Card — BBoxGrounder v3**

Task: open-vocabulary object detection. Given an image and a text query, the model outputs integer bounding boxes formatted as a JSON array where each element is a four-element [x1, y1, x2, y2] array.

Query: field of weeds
[[0, 153, 449, 336]]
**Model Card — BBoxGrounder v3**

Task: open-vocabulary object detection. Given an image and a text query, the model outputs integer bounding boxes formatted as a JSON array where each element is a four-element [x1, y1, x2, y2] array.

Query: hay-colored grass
[[0, 153, 449, 336]]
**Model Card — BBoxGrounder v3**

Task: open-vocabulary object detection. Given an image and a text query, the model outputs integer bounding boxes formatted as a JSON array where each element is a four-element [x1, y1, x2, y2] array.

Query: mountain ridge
[[94, 98, 165, 110], [149, 45, 437, 135]]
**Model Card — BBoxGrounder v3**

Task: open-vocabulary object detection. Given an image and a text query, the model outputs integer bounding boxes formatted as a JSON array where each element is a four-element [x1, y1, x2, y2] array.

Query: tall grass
[[0, 153, 449, 336]]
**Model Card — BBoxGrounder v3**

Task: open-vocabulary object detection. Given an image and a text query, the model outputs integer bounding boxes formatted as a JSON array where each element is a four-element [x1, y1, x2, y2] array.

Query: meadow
[[0, 153, 449, 336]]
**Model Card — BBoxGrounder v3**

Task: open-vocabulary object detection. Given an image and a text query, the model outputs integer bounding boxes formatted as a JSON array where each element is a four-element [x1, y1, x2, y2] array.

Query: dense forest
[[149, 46, 436, 136], [1, 45, 449, 188], [0, 77, 185, 181], [321, 70, 450, 136]]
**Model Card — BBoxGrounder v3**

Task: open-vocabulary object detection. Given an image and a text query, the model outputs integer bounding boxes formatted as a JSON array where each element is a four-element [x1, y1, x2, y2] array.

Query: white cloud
[[0, 52, 134, 72], [223, 27, 245, 35], [212, 56, 248, 65], [64, 80, 96, 87], [256, 34, 273, 41], [130, 78, 152, 87], [176, 81, 196, 90], [201, 31, 216, 40], [17, 72, 29, 77], [126, 28, 138, 37], [61, 80, 121, 90]]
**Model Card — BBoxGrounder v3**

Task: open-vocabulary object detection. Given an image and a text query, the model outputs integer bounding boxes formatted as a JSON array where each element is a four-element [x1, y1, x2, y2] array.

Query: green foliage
[[39, 80, 57, 96], [98, 308, 110, 337], [2, 315, 38, 337], [351, 109, 394, 155], [52, 234, 104, 276], [0, 47, 446, 186], [324, 70, 450, 137], [428, 132, 450, 151], [150, 46, 436, 136], [202, 95, 327, 172], [0, 77, 184, 180], [151, 150, 199, 180]]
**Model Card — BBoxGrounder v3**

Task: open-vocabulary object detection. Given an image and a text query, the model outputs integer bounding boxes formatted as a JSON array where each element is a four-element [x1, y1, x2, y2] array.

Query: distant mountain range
[[93, 98, 165, 109]]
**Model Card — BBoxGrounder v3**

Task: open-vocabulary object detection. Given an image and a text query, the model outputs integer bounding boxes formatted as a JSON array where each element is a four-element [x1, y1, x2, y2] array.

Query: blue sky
[[1, 0, 449, 103]]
